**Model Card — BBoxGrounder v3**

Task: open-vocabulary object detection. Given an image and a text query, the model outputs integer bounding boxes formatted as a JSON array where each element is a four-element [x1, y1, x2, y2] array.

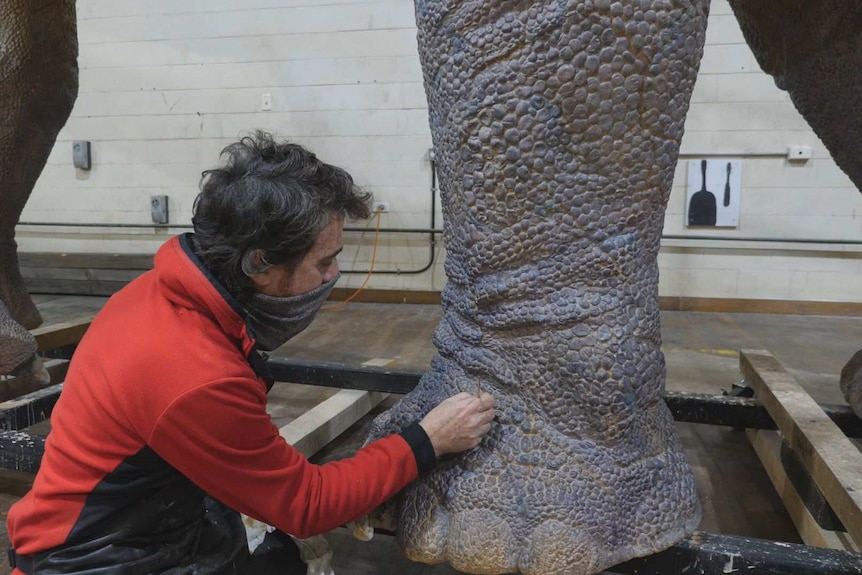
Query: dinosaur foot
[[0, 236, 42, 330], [841, 349, 862, 418], [0, 304, 38, 376], [372, 381, 700, 575]]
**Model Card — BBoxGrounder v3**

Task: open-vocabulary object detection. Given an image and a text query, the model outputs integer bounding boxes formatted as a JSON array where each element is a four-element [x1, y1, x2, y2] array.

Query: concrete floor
[[1, 295, 860, 574]]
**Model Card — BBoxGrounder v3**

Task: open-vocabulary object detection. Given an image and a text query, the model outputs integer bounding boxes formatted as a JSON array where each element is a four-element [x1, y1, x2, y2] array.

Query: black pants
[[234, 530, 307, 575], [198, 496, 307, 575], [6, 497, 308, 575]]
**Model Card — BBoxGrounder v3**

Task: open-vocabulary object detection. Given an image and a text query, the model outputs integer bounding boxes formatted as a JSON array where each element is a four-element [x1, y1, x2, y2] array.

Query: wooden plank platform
[[741, 349, 862, 548], [31, 317, 92, 353], [747, 428, 860, 552]]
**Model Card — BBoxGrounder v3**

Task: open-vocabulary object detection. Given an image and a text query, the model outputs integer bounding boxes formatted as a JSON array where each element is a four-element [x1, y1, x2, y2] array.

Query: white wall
[[660, 1, 862, 302], [18, 0, 862, 301]]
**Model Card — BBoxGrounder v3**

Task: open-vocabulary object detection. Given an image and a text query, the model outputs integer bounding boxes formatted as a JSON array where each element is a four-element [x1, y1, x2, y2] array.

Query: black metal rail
[[610, 531, 862, 574], [264, 357, 862, 437], [0, 383, 65, 431]]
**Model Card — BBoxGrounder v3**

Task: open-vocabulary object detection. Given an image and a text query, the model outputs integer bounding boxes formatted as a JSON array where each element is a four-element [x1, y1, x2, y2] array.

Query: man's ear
[[245, 249, 275, 289], [248, 268, 273, 289]]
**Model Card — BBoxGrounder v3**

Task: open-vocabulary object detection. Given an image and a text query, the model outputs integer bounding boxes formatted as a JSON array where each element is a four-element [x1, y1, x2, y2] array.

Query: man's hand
[[418, 392, 495, 457]]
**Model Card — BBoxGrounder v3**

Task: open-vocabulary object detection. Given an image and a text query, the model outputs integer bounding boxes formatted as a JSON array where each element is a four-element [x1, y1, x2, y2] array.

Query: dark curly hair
[[192, 131, 371, 300]]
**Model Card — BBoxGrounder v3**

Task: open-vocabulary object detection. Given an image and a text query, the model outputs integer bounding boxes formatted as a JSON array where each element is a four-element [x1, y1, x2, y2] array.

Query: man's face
[[252, 212, 344, 297]]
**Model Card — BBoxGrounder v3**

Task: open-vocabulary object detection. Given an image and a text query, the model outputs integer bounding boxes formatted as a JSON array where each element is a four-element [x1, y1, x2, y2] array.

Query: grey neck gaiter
[[243, 274, 340, 351]]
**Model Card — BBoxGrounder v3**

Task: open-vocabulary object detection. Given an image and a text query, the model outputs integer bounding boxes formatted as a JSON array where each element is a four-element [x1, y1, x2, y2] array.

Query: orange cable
[[322, 208, 382, 311]]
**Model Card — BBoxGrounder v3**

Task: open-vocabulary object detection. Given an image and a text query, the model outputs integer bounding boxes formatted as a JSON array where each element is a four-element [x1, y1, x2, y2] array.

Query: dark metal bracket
[[611, 530, 862, 574]]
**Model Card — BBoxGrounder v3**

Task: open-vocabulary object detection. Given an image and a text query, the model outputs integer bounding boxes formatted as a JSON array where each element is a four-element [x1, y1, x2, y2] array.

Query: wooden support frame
[[747, 428, 860, 552], [30, 317, 93, 352], [0, 359, 69, 403], [741, 349, 862, 550]]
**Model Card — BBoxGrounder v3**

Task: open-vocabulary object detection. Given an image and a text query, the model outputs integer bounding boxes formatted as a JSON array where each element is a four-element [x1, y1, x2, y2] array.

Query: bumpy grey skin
[[369, 2, 707, 573], [841, 350, 862, 419], [0, 0, 78, 331], [0, 300, 37, 375]]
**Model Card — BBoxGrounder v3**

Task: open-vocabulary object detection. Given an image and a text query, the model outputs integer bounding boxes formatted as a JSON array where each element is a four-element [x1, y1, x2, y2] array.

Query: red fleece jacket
[[8, 235, 432, 566]]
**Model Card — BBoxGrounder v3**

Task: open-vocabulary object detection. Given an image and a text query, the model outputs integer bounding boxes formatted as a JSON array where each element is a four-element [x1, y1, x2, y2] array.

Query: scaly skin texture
[[369, 2, 707, 573], [0, 300, 36, 375], [841, 350, 862, 419], [0, 0, 77, 378], [0, 0, 78, 331]]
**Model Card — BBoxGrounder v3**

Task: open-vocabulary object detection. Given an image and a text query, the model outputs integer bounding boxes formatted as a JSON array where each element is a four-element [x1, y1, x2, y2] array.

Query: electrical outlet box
[[787, 145, 812, 161], [150, 195, 169, 224], [261, 93, 272, 111], [72, 141, 91, 170], [372, 201, 390, 213]]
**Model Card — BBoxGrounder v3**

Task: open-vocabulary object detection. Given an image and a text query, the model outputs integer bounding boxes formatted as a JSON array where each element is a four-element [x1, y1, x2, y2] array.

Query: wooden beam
[[279, 388, 389, 458], [0, 359, 69, 402], [747, 428, 860, 552], [18, 252, 153, 270], [740, 349, 862, 548], [31, 316, 93, 352], [659, 296, 862, 316]]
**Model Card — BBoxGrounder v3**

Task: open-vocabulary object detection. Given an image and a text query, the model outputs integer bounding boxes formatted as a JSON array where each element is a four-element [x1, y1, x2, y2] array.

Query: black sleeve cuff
[[398, 422, 437, 475]]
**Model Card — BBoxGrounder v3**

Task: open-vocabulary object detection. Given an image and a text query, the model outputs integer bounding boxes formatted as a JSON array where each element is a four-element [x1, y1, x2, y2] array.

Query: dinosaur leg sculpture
[[368, 2, 708, 574], [0, 0, 79, 331]]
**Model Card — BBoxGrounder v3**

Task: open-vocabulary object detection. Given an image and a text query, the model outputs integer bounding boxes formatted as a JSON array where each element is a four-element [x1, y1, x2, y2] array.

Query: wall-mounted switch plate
[[73, 141, 91, 170], [787, 145, 812, 161], [261, 93, 272, 111], [150, 195, 169, 224]]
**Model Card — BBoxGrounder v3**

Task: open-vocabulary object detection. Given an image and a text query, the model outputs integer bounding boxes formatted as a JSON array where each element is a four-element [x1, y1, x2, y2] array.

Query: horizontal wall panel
[[685, 102, 812, 132], [46, 136, 433, 166], [78, 0, 380, 20], [70, 83, 427, 117], [78, 2, 416, 44], [78, 57, 424, 93], [691, 73, 787, 104], [79, 28, 421, 68], [679, 130, 829, 157], [60, 109, 432, 141]]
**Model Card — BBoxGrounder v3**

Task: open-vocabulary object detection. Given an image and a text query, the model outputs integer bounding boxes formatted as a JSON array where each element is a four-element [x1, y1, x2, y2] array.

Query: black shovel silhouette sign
[[688, 159, 717, 226], [723, 162, 732, 207]]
